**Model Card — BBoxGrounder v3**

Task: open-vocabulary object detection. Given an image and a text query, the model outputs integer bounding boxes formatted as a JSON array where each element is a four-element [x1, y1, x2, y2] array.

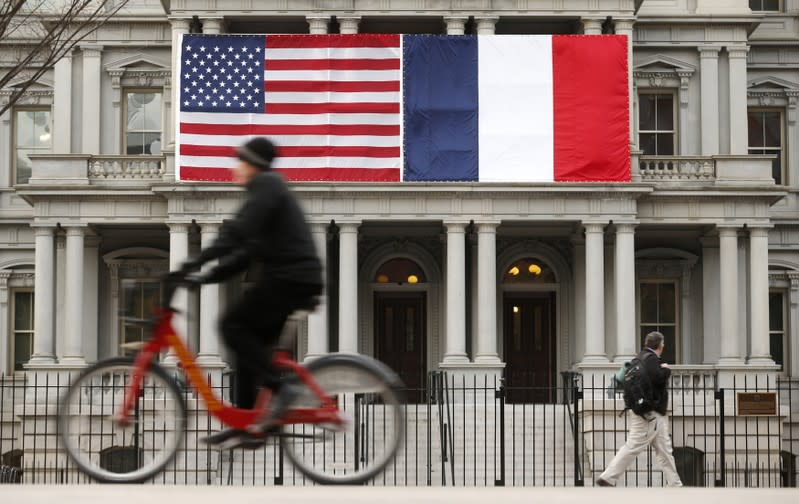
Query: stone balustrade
[[639, 156, 716, 182], [88, 156, 165, 181]]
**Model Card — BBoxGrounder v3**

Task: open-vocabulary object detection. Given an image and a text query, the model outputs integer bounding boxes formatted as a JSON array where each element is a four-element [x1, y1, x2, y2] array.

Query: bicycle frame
[[116, 307, 341, 431]]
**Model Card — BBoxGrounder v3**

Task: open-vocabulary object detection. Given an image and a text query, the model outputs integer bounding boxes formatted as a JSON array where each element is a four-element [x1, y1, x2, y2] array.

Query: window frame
[[637, 278, 681, 364], [10, 288, 34, 372], [749, 0, 783, 12], [122, 88, 164, 156], [769, 289, 788, 374], [748, 107, 785, 185], [12, 106, 52, 185], [637, 90, 677, 156], [118, 278, 162, 356]]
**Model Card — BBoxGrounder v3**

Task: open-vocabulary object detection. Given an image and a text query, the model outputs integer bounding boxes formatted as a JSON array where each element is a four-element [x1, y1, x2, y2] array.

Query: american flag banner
[[177, 34, 629, 183]]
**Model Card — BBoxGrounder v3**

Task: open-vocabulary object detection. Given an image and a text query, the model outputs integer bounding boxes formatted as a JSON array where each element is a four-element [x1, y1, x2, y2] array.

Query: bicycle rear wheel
[[280, 354, 405, 485], [58, 357, 187, 483]]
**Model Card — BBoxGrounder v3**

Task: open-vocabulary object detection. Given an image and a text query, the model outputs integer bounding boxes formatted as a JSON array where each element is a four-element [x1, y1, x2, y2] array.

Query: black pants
[[220, 278, 321, 408]]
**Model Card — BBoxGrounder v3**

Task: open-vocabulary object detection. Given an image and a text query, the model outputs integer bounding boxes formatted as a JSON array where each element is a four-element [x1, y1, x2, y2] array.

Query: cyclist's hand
[[179, 257, 203, 274], [182, 272, 207, 287]]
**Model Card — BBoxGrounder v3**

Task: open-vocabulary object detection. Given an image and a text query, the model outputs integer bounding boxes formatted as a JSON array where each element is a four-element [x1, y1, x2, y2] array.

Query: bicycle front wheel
[[280, 354, 405, 485], [58, 357, 187, 483]]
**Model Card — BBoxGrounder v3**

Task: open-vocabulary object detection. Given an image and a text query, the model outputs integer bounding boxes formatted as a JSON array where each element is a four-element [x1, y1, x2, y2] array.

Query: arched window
[[375, 258, 426, 285], [503, 258, 556, 284]]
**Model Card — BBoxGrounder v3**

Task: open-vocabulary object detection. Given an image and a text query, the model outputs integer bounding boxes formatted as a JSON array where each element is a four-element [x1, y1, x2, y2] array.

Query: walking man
[[596, 331, 683, 487]]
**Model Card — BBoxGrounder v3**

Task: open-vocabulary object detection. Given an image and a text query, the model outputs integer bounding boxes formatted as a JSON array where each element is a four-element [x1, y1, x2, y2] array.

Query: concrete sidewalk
[[2, 486, 797, 504]]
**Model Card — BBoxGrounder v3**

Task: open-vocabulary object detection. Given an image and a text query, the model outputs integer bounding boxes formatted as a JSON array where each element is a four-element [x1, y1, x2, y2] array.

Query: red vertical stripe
[[552, 35, 630, 182]]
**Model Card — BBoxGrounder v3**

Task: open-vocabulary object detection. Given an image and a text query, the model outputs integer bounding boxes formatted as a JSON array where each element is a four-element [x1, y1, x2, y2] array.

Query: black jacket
[[197, 172, 323, 287], [639, 348, 671, 415]]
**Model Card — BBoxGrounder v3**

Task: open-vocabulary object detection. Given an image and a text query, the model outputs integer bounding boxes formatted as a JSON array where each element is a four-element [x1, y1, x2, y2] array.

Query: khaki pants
[[599, 411, 683, 487]]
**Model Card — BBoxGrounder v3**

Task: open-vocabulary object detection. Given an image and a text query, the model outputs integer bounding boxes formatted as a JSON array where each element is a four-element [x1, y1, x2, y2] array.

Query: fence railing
[[0, 370, 797, 486]]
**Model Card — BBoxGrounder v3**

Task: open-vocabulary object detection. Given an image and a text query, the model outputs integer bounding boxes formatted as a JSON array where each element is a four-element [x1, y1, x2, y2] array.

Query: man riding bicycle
[[178, 137, 323, 449]]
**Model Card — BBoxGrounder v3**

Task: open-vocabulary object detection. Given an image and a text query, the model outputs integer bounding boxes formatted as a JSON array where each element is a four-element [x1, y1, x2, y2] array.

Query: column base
[[473, 354, 502, 365], [196, 354, 227, 368], [59, 356, 87, 367], [716, 357, 746, 366], [612, 354, 636, 364], [441, 353, 470, 365], [747, 356, 776, 366], [25, 355, 56, 367], [579, 354, 610, 365]]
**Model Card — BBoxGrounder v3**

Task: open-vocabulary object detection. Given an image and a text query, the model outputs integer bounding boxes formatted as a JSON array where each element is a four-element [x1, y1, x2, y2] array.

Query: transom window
[[639, 281, 678, 364], [769, 291, 787, 372], [639, 93, 675, 155], [124, 91, 162, 155], [748, 109, 784, 185], [13, 108, 51, 184], [503, 258, 556, 284], [375, 258, 426, 285], [12, 289, 34, 371], [750, 0, 781, 11], [120, 280, 161, 355]]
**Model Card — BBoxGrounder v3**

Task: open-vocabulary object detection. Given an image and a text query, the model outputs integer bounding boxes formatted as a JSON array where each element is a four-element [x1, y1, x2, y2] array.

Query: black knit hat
[[238, 137, 277, 171]]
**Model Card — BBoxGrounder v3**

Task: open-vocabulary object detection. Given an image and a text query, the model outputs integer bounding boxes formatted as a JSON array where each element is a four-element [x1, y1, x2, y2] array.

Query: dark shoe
[[220, 432, 267, 450], [596, 478, 613, 487], [201, 428, 245, 446], [248, 383, 303, 433]]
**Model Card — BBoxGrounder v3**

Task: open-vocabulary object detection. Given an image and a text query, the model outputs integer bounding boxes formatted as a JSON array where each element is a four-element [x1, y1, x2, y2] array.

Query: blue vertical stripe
[[403, 35, 479, 181]]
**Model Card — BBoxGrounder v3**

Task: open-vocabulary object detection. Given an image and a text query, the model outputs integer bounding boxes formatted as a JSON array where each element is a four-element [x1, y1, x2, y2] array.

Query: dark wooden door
[[503, 293, 556, 403], [374, 292, 426, 402]]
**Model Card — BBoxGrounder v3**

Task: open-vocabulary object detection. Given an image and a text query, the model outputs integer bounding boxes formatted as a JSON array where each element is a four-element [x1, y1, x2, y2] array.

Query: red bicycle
[[58, 276, 405, 484]]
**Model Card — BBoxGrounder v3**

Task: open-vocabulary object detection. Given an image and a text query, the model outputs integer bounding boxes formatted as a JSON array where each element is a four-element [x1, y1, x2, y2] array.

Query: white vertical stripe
[[478, 35, 554, 182]]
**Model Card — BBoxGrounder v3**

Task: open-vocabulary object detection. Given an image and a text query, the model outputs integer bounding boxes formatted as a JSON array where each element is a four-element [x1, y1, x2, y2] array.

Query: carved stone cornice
[[0, 88, 54, 107]]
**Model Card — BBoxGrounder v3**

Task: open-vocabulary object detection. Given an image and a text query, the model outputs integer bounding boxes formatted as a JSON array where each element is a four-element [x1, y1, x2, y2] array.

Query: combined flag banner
[[177, 34, 630, 183]]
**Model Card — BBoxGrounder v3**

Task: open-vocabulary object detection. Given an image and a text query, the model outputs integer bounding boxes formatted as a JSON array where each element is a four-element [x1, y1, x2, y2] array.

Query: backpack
[[621, 357, 654, 416]]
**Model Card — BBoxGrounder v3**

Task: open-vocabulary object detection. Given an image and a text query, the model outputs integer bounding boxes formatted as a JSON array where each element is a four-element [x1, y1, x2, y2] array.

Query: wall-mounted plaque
[[736, 392, 778, 416]]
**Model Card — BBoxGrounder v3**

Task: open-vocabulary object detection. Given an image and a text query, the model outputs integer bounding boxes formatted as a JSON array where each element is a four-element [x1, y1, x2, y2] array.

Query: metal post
[[495, 382, 505, 486], [574, 383, 584, 486], [716, 389, 726, 487]]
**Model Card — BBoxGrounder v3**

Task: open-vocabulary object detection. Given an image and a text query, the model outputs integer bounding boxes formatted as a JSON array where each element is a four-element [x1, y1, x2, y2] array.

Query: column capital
[[747, 225, 773, 237], [79, 44, 104, 56], [169, 17, 192, 30], [198, 222, 220, 234], [717, 224, 742, 237], [337, 221, 361, 232], [64, 225, 87, 236], [444, 16, 468, 35], [475, 220, 501, 231], [475, 16, 499, 35], [614, 222, 639, 233], [338, 16, 361, 34], [168, 222, 191, 233], [443, 219, 470, 229], [581, 17, 604, 35], [583, 222, 607, 234], [614, 19, 635, 32], [32, 226, 55, 237], [202, 17, 224, 34], [698, 45, 722, 57], [727, 45, 750, 59], [306, 15, 330, 34]]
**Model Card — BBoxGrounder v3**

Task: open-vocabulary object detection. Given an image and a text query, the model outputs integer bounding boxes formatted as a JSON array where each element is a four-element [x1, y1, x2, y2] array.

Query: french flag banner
[[177, 34, 629, 183]]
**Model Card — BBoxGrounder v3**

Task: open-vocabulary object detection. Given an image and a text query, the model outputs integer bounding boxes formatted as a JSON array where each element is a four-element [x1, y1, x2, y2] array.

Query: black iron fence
[[0, 369, 797, 486]]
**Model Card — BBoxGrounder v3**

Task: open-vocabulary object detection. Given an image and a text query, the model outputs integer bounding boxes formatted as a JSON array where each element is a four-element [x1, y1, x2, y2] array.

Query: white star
[[200, 45, 206, 52], [226, 101, 231, 106], [192, 66, 198, 73], [205, 82, 211, 87], [234, 68, 240, 74], [254, 75, 260, 80], [205, 94, 210, 100], [198, 74, 204, 80], [185, 59, 190, 65], [246, 94, 252, 101], [186, 45, 191, 51], [212, 101, 218, 106], [240, 74, 247, 80], [241, 60, 247, 66], [255, 47, 261, 53], [221, 53, 226, 59], [212, 88, 218, 94], [253, 89, 259, 94], [184, 100, 189, 106], [240, 102, 246, 107], [191, 94, 197, 100], [199, 60, 205, 66], [247, 68, 253, 74], [213, 75, 219, 80], [184, 87, 189, 92], [184, 73, 190, 79], [213, 61, 219, 66], [233, 82, 239, 87], [206, 67, 212, 73], [214, 46, 220, 52], [233, 95, 239, 101], [191, 80, 197, 87], [220, 68, 226, 74], [198, 101, 204, 106], [226, 88, 232, 94], [206, 53, 212, 59], [248, 53, 254, 59], [192, 53, 198, 59], [242, 46, 248, 52], [234, 53, 240, 60], [247, 81, 253, 87], [219, 81, 226, 87], [228, 46, 233, 52], [227, 74, 233, 80], [253, 102, 259, 107], [254, 61, 260, 67], [227, 60, 233, 66]]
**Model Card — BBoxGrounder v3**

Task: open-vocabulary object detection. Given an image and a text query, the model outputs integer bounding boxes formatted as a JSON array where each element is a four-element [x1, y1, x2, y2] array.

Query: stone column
[[167, 18, 191, 149], [60, 226, 87, 365], [443, 221, 469, 364], [338, 223, 359, 353], [305, 223, 329, 360], [581, 18, 604, 35], [167, 223, 190, 363], [789, 273, 799, 375], [475, 222, 501, 364], [444, 16, 468, 35], [701, 237, 721, 363], [80, 45, 103, 155], [728, 46, 750, 155], [677, 71, 693, 155], [748, 226, 773, 365], [197, 223, 224, 367], [29, 227, 56, 365], [475, 16, 499, 35], [83, 234, 100, 362], [614, 223, 637, 362], [718, 226, 743, 364], [0, 105, 10, 185], [0, 272, 11, 374], [615, 19, 636, 147], [202, 17, 223, 34], [53, 53, 73, 153], [787, 91, 798, 186], [699, 46, 721, 156], [339, 17, 361, 35], [572, 234, 586, 361], [582, 223, 608, 363], [307, 16, 330, 34]]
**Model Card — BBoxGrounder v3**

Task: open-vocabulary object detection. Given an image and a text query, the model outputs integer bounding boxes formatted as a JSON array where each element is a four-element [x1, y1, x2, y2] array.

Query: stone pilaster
[[699, 46, 721, 156], [442, 221, 469, 364], [475, 221, 501, 364], [582, 223, 608, 363], [338, 223, 359, 353], [28, 227, 56, 366], [614, 223, 637, 362], [305, 222, 329, 361], [80, 45, 103, 155]]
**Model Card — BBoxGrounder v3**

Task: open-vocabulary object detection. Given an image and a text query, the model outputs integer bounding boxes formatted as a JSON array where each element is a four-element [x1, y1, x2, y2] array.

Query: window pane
[[772, 151, 782, 185], [763, 0, 780, 10], [769, 292, 784, 331], [763, 112, 781, 147], [640, 133, 657, 155], [659, 283, 676, 323], [639, 94, 656, 130], [15, 149, 34, 184], [770, 333, 784, 369], [658, 325, 677, 364], [14, 292, 33, 331], [748, 111, 764, 147], [656, 95, 674, 130], [655, 134, 674, 155], [127, 93, 162, 131], [640, 283, 658, 323], [142, 282, 161, 316], [15, 110, 35, 147], [14, 333, 33, 371]]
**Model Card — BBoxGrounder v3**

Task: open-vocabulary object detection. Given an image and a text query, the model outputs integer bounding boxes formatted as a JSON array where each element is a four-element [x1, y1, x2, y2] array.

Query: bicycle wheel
[[280, 354, 405, 485], [58, 357, 187, 483]]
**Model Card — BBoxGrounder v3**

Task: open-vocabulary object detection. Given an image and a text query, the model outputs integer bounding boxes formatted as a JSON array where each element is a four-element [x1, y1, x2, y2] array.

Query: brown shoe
[[596, 478, 613, 487]]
